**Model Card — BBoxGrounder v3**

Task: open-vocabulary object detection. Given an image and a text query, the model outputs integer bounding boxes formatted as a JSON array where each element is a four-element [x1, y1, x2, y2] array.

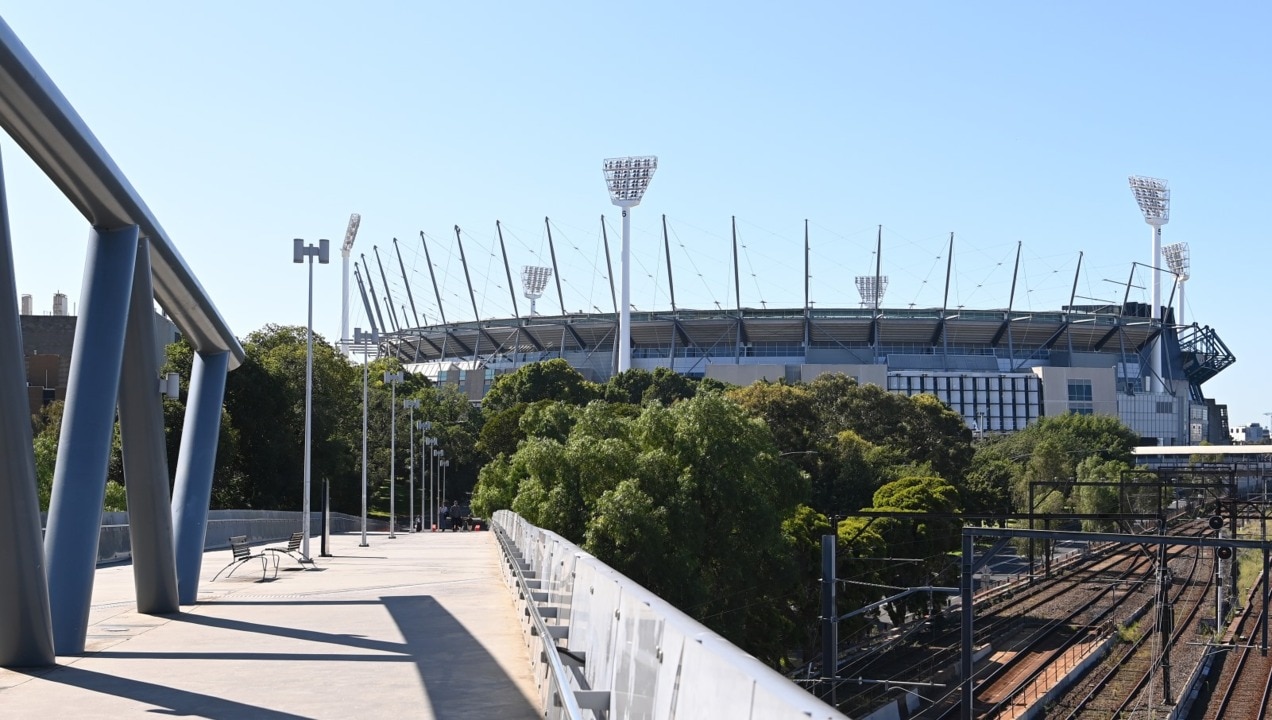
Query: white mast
[[340, 213, 361, 355], [1128, 176, 1169, 392]]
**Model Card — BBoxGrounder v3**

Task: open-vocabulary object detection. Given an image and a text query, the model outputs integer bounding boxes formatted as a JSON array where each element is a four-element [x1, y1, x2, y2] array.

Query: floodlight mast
[[340, 213, 362, 355], [603, 155, 658, 373], [1163, 241, 1190, 325], [1129, 175, 1170, 391], [854, 276, 889, 308], [521, 265, 552, 318]]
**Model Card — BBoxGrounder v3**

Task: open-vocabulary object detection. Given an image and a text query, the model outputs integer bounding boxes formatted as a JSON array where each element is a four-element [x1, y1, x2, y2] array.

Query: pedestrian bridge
[[1, 514, 844, 720]]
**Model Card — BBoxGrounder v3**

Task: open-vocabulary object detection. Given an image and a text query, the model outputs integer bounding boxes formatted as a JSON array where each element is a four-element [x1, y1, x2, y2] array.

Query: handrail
[[491, 520, 587, 719], [492, 509, 848, 720], [0, 18, 244, 368]]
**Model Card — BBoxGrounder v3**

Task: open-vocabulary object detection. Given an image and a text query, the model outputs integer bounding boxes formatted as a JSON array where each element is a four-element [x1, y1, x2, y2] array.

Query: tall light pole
[[354, 327, 378, 547], [602, 155, 658, 373], [1162, 241, 1190, 326], [1129, 175, 1170, 393], [403, 400, 421, 532], [440, 458, 450, 513], [420, 431, 436, 528], [384, 370, 404, 538], [434, 447, 446, 505], [293, 238, 330, 562]]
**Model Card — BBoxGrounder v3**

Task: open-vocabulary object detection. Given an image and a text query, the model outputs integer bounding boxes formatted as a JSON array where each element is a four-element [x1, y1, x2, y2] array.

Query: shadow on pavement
[[12, 665, 311, 719], [383, 595, 539, 719], [71, 595, 537, 719]]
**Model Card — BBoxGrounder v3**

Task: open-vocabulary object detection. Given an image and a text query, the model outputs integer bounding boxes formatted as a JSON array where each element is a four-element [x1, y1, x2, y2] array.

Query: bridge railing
[[492, 510, 846, 720]]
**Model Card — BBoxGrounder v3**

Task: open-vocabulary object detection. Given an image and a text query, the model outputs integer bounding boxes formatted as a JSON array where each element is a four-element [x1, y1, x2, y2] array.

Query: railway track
[[918, 522, 1212, 719], [1199, 572, 1272, 720], [1055, 538, 1213, 719], [834, 543, 1148, 717]]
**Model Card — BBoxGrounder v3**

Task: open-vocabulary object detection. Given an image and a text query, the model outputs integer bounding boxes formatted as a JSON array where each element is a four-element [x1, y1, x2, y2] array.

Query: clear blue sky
[[4, 3, 1269, 429]]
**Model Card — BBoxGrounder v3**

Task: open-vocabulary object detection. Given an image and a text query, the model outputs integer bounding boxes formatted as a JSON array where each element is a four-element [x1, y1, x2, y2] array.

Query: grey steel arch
[[0, 17, 244, 663]]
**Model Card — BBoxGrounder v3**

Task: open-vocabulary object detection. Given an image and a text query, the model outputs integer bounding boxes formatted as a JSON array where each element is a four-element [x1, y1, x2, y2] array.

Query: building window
[[1068, 380, 1093, 403], [1068, 379, 1093, 415]]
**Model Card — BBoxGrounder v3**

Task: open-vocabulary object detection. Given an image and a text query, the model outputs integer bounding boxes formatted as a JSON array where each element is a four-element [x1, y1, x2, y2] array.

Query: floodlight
[[602, 156, 658, 207], [1162, 242, 1190, 281], [521, 265, 552, 299], [1128, 175, 1170, 226], [855, 276, 889, 308], [521, 265, 552, 317], [1163, 241, 1191, 325]]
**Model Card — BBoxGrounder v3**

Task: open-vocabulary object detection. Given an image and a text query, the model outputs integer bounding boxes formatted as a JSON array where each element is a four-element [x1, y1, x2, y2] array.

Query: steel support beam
[[0, 151, 54, 666], [118, 238, 179, 614], [45, 224, 139, 654], [171, 350, 229, 604]]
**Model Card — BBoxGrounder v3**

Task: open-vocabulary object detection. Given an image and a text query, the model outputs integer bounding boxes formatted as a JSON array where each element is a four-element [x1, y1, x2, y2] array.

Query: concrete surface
[[0, 530, 540, 719]]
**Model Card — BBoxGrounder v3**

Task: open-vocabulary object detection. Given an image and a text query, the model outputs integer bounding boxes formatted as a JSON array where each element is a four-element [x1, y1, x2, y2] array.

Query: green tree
[[871, 475, 963, 624], [963, 455, 1017, 521], [1073, 456, 1129, 531], [481, 358, 598, 413], [726, 381, 817, 457], [476, 392, 805, 664]]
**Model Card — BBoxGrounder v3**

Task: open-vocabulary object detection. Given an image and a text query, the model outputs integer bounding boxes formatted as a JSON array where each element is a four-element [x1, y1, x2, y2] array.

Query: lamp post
[[404, 400, 421, 532], [354, 327, 378, 547], [293, 237, 330, 561], [440, 458, 450, 514], [384, 370, 404, 538], [1128, 175, 1170, 393], [433, 447, 445, 504], [420, 431, 436, 528], [602, 156, 658, 373]]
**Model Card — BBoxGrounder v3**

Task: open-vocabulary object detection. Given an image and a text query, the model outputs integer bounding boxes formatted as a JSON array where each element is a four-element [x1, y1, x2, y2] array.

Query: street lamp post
[[420, 431, 436, 528], [602, 156, 658, 373], [384, 371, 404, 538], [440, 458, 450, 514], [404, 400, 421, 532], [433, 447, 445, 519], [293, 237, 330, 561], [354, 327, 378, 547]]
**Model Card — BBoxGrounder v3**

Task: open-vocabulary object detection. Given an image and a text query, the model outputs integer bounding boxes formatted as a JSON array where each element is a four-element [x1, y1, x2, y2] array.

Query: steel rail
[[0, 19, 244, 367]]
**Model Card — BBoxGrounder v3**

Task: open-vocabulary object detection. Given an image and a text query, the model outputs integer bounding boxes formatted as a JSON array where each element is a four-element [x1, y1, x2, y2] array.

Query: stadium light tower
[[521, 265, 552, 317], [602, 155, 658, 373], [854, 276, 889, 309], [1129, 175, 1170, 392], [1162, 242, 1190, 326], [340, 213, 361, 355]]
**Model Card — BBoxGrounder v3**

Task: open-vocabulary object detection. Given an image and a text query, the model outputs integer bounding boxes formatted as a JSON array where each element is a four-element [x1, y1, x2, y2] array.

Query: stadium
[[347, 174, 1234, 448]]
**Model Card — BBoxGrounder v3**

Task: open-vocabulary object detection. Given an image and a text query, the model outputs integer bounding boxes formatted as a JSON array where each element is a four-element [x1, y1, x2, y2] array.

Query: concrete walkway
[[0, 530, 540, 719]]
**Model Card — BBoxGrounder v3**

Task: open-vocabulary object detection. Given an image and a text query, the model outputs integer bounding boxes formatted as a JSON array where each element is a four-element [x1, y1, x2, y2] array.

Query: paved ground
[[0, 530, 541, 719]]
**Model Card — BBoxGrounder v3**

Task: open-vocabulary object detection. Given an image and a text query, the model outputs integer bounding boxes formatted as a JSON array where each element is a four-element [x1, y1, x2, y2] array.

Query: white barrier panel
[[493, 510, 847, 720]]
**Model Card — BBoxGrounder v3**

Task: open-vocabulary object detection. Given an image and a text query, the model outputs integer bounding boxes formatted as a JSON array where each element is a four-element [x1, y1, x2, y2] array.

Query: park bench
[[263, 531, 317, 570], [212, 535, 278, 581]]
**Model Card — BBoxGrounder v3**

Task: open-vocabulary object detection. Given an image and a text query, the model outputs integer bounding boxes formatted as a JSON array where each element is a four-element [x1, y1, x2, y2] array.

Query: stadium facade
[[363, 257, 1234, 447]]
